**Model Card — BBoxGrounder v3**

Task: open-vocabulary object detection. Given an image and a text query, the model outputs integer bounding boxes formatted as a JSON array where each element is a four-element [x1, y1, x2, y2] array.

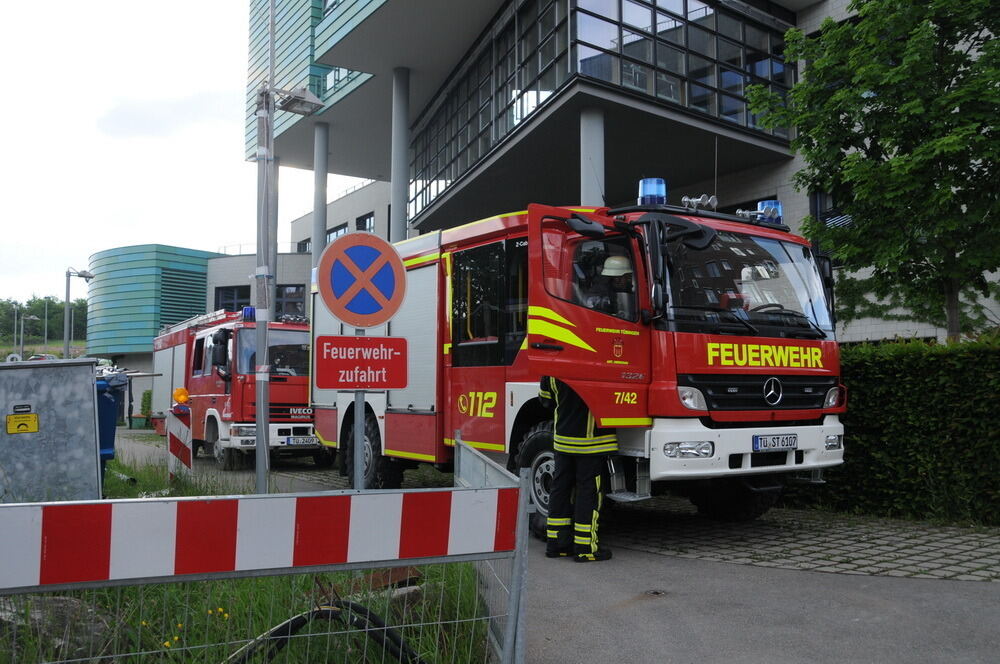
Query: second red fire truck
[[311, 181, 846, 522]]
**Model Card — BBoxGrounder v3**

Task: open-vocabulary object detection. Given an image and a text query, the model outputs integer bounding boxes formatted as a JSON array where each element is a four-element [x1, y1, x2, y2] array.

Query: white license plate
[[752, 434, 798, 452], [286, 436, 317, 446]]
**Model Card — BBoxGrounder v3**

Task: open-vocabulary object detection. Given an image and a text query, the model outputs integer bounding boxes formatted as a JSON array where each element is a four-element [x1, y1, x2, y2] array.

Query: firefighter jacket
[[538, 377, 618, 455]]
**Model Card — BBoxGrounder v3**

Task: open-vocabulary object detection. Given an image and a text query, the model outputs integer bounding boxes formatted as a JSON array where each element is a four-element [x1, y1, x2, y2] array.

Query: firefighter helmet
[[601, 255, 632, 277]]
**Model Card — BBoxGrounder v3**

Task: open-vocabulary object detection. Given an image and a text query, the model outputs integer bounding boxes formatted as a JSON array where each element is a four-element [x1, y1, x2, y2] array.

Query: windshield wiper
[[671, 305, 759, 336], [753, 307, 827, 339]]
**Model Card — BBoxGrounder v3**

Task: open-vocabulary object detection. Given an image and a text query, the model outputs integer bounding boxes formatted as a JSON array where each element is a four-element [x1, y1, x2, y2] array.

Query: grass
[[0, 458, 498, 663], [0, 340, 85, 360]]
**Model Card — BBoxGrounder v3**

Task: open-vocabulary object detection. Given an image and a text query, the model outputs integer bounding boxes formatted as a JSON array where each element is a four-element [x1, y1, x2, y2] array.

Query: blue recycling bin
[[95, 372, 128, 475]]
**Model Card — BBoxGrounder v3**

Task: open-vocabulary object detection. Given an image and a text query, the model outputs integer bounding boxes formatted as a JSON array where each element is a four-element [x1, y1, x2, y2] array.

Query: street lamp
[[19, 315, 38, 360], [251, 0, 323, 494], [64, 268, 93, 359]]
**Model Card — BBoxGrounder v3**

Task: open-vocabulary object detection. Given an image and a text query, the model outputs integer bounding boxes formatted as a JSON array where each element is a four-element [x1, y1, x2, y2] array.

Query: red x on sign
[[317, 233, 407, 328]]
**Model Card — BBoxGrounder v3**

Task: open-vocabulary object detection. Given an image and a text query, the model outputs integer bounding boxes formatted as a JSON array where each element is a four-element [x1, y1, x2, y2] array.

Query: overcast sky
[[0, 1, 361, 303]]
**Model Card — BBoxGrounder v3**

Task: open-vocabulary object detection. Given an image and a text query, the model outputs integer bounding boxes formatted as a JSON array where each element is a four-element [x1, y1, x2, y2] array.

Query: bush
[[140, 389, 152, 416], [782, 339, 1000, 525]]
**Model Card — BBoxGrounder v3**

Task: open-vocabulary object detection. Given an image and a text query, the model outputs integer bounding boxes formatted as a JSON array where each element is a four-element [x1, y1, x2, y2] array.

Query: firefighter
[[538, 376, 616, 562], [581, 254, 635, 319]]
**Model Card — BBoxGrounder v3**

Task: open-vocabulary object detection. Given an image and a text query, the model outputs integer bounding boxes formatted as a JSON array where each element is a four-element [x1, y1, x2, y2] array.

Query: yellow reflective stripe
[[384, 449, 436, 462], [574, 523, 593, 532], [599, 417, 653, 427], [574, 536, 592, 544], [443, 343, 452, 355], [565, 207, 597, 213], [547, 517, 571, 526], [587, 412, 595, 439], [527, 319, 596, 352], [528, 306, 576, 327], [443, 438, 506, 451], [403, 252, 440, 267], [316, 430, 338, 448], [554, 433, 617, 444], [519, 336, 528, 350], [539, 389, 552, 399], [546, 530, 559, 538], [593, 476, 602, 552], [553, 443, 619, 454]]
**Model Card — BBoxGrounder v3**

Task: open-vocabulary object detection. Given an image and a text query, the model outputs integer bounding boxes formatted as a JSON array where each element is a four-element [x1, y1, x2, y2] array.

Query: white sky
[[0, 1, 362, 303]]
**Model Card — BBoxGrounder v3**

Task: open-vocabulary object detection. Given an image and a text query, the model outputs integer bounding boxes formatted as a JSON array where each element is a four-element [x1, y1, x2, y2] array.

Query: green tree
[[748, 0, 1000, 340]]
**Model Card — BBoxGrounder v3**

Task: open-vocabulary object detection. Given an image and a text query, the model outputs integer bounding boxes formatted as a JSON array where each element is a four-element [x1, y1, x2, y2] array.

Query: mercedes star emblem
[[763, 377, 783, 406]]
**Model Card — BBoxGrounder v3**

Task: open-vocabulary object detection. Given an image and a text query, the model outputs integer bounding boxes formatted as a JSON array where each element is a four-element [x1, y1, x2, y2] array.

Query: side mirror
[[211, 342, 228, 368], [816, 254, 834, 287], [567, 213, 606, 239]]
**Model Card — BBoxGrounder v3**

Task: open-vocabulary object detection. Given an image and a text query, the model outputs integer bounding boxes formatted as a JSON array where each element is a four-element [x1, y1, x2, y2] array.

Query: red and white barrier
[[0, 487, 519, 592], [167, 406, 193, 480]]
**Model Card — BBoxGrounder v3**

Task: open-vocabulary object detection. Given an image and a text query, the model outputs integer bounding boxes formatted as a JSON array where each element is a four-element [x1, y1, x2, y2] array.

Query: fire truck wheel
[[346, 411, 404, 489], [517, 421, 555, 541], [214, 443, 241, 471], [690, 480, 780, 522]]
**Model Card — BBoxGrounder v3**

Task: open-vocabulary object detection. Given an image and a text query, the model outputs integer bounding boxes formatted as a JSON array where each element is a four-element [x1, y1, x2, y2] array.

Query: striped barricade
[[166, 404, 192, 480]]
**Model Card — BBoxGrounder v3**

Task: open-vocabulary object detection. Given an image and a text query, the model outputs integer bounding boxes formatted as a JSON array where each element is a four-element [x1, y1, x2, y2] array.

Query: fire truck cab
[[312, 185, 845, 521]]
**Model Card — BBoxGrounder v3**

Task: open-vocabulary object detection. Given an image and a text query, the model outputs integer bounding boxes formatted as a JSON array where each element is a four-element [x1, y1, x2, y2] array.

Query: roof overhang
[[410, 80, 793, 232]]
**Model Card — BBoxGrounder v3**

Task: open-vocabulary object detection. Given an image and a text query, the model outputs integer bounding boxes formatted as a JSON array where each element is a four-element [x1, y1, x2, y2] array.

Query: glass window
[[720, 68, 745, 95], [622, 60, 653, 93], [689, 84, 715, 114], [689, 54, 715, 86], [452, 242, 504, 367], [657, 42, 685, 73], [720, 95, 745, 124], [772, 59, 790, 86], [718, 38, 742, 68], [237, 329, 310, 376], [718, 13, 741, 41], [276, 284, 305, 317], [539, 2, 557, 34], [355, 212, 374, 232], [688, 25, 714, 57], [623, 0, 653, 32], [577, 12, 619, 51], [655, 12, 684, 45], [578, 44, 620, 84], [687, 0, 714, 29], [747, 52, 770, 79], [503, 238, 529, 365], [657, 0, 683, 17], [191, 338, 205, 376], [578, 0, 618, 20], [622, 30, 652, 63], [656, 71, 684, 103], [745, 24, 769, 53], [215, 285, 250, 312], [542, 229, 638, 321]]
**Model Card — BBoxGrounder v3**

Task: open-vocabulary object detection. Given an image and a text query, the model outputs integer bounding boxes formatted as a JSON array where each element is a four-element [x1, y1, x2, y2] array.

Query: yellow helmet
[[601, 255, 632, 277]]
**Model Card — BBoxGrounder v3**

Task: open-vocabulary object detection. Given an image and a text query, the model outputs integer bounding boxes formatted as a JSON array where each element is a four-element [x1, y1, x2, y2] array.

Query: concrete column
[[390, 67, 410, 242], [312, 123, 329, 267], [579, 107, 605, 206]]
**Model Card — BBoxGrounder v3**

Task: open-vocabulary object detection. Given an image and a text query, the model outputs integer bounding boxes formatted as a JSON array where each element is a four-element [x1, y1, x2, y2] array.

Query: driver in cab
[[580, 254, 635, 319]]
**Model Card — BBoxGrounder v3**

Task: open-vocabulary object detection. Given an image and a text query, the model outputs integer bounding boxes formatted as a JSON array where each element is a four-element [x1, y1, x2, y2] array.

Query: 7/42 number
[[458, 391, 497, 418], [614, 391, 637, 405]]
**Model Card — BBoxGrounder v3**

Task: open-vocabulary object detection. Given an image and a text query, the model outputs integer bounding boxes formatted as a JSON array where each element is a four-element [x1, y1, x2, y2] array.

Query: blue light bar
[[757, 199, 784, 224], [241, 306, 256, 322], [638, 178, 667, 206]]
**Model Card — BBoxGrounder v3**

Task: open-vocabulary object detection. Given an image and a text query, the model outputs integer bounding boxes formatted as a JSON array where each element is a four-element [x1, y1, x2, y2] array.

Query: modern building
[[249, 0, 994, 343]]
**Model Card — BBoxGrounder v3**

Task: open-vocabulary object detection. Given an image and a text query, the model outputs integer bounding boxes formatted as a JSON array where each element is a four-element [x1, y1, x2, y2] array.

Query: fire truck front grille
[[249, 403, 311, 421], [678, 374, 838, 411]]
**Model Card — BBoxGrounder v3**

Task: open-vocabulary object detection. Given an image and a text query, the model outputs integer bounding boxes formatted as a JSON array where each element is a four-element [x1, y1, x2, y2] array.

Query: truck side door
[[525, 204, 651, 425]]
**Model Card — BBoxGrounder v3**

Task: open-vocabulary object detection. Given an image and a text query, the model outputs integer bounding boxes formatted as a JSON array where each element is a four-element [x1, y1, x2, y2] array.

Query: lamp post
[[19, 315, 38, 359], [64, 268, 93, 359], [252, 0, 323, 494]]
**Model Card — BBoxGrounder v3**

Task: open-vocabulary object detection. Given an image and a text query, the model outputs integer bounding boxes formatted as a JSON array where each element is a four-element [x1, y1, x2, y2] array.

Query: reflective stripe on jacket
[[538, 376, 618, 455]]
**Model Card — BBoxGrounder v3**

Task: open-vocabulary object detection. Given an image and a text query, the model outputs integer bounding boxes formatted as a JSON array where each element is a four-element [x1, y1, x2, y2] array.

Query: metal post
[[254, 85, 273, 495], [18, 315, 24, 360], [579, 107, 605, 206], [312, 123, 329, 271], [353, 328, 366, 490], [501, 468, 531, 664], [390, 67, 410, 243], [269, 156, 279, 312], [43, 300, 48, 347], [63, 272, 71, 359]]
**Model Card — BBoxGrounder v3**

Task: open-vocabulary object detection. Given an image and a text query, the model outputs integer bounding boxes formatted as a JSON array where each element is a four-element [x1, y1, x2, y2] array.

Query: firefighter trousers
[[546, 451, 605, 556]]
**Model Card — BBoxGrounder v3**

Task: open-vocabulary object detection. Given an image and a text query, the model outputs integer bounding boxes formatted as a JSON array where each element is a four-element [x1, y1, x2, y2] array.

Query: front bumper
[[224, 423, 319, 451], [641, 415, 844, 481]]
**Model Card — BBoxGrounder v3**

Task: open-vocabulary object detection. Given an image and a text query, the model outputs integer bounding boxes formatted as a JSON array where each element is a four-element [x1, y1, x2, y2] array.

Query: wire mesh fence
[[0, 442, 527, 664], [0, 559, 515, 663]]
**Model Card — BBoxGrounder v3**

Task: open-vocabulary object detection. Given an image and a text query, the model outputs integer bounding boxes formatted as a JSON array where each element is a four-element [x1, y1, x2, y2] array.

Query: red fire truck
[[311, 186, 845, 521], [153, 309, 326, 470]]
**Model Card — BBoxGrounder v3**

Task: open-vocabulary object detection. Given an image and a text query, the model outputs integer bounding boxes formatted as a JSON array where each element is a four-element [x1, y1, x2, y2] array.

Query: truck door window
[[452, 242, 504, 367], [191, 338, 205, 376], [542, 228, 638, 321], [504, 238, 529, 364], [202, 335, 214, 376]]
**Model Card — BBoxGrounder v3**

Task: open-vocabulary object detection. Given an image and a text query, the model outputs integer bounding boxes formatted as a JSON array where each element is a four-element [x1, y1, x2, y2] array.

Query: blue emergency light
[[241, 306, 256, 322], [757, 199, 784, 224], [638, 178, 667, 206]]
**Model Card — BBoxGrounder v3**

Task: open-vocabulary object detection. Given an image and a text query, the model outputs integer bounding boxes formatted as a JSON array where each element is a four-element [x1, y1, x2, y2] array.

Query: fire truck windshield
[[237, 329, 310, 376], [665, 230, 834, 339]]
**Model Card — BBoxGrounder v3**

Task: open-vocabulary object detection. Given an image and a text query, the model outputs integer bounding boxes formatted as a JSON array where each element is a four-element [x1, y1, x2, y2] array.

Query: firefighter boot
[[545, 517, 572, 558], [574, 546, 613, 563]]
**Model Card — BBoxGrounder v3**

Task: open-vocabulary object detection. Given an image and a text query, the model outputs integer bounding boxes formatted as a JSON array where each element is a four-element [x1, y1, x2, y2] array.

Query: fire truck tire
[[690, 481, 780, 522], [214, 443, 241, 471], [516, 421, 555, 541], [346, 412, 404, 490]]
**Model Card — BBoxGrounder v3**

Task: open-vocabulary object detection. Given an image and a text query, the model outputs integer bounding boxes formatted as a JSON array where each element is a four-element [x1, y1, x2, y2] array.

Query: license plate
[[752, 434, 798, 452], [287, 436, 317, 446]]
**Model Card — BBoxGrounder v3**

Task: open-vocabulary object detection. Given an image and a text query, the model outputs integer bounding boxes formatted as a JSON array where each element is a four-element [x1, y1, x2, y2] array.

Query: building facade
[[249, 0, 987, 343]]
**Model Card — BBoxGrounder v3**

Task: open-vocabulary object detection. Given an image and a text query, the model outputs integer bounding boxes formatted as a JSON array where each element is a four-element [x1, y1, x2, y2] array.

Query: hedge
[[780, 339, 1000, 525]]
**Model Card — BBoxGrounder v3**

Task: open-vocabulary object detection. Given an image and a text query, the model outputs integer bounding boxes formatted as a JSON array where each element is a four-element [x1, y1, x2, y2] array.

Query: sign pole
[[353, 328, 366, 490]]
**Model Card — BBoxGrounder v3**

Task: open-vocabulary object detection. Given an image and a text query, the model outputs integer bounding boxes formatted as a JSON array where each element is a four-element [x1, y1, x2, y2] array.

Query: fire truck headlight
[[664, 441, 714, 458], [677, 386, 708, 411], [824, 387, 843, 408], [824, 434, 843, 450], [232, 426, 256, 438]]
